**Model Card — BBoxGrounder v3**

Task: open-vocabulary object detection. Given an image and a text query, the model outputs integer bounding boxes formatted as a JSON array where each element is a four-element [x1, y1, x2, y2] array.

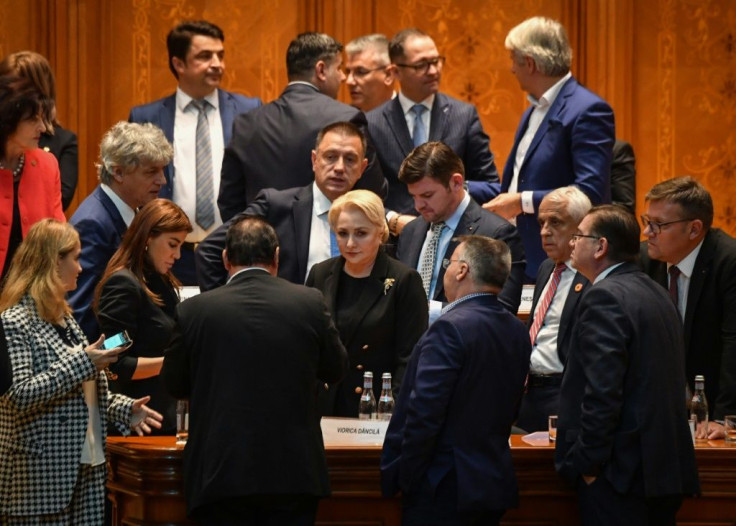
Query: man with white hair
[[483, 16, 615, 282]]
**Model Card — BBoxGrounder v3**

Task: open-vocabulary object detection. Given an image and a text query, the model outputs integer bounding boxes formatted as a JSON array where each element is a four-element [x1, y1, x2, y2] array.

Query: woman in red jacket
[[0, 73, 65, 279]]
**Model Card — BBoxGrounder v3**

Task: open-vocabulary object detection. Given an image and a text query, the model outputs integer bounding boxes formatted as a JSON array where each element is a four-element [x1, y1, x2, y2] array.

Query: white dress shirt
[[306, 183, 333, 281], [100, 184, 135, 227], [668, 239, 704, 321]]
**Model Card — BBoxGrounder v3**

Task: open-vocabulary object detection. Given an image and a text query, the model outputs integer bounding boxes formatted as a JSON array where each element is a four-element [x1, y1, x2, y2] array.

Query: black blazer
[[306, 250, 428, 417], [610, 140, 636, 213], [640, 228, 736, 419], [38, 124, 78, 211], [196, 185, 313, 290], [397, 199, 525, 313], [555, 263, 699, 497], [96, 268, 179, 434], [528, 258, 590, 366], [366, 93, 500, 214], [217, 83, 387, 222], [162, 270, 347, 514]]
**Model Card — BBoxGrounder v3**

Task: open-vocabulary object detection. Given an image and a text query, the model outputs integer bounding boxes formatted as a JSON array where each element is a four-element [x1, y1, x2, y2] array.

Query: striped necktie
[[192, 99, 215, 230], [411, 104, 428, 147], [529, 263, 566, 346]]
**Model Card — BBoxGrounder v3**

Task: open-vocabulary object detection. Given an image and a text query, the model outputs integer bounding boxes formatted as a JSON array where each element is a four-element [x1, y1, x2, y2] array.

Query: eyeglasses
[[343, 65, 388, 79], [570, 234, 601, 243], [640, 215, 693, 235], [395, 56, 446, 75], [442, 258, 467, 269]]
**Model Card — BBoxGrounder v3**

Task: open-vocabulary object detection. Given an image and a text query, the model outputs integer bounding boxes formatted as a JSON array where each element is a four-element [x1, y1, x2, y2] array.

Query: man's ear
[[222, 249, 232, 272], [314, 60, 327, 83], [689, 219, 704, 240], [594, 237, 609, 261]]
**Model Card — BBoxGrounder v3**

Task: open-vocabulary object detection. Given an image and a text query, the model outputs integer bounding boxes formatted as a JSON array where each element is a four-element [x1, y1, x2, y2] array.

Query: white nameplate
[[518, 284, 535, 315], [320, 417, 389, 446], [179, 286, 201, 302]]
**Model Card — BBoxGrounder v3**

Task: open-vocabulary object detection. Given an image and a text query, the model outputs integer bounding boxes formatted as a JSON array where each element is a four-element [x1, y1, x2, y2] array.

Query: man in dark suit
[[396, 141, 524, 321], [640, 176, 736, 439], [382, 235, 531, 525], [129, 20, 262, 284], [516, 186, 591, 432], [196, 121, 368, 290], [69, 122, 171, 341], [217, 32, 386, 223], [162, 216, 347, 524], [610, 140, 636, 214], [367, 28, 500, 232], [483, 17, 614, 282], [556, 205, 699, 524]]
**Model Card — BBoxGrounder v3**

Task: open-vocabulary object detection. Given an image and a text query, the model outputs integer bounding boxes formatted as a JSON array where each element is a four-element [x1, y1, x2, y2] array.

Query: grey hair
[[544, 186, 592, 224], [345, 34, 390, 66], [97, 122, 173, 184], [456, 235, 511, 290], [505, 17, 572, 77]]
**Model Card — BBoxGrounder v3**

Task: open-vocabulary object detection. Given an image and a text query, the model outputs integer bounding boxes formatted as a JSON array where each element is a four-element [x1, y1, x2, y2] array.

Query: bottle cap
[[695, 375, 705, 382], [382, 372, 392, 379], [364, 371, 373, 378]]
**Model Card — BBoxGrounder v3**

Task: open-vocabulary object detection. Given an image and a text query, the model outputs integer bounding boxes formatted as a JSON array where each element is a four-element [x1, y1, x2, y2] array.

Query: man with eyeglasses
[[382, 235, 531, 526], [640, 176, 736, 439], [395, 141, 524, 323], [557, 205, 699, 525], [482, 17, 615, 283], [366, 28, 500, 233], [516, 186, 591, 433], [217, 32, 387, 223], [344, 34, 395, 112]]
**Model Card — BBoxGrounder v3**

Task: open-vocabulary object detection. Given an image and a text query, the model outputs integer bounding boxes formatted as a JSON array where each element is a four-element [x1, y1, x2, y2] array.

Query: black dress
[[38, 124, 78, 211], [97, 268, 179, 434]]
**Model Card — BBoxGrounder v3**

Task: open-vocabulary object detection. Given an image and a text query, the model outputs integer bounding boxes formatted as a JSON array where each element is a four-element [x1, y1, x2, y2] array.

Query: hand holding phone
[[103, 331, 133, 350]]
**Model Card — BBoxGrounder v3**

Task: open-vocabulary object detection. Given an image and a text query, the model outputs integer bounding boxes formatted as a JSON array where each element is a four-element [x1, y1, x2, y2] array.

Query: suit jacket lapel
[[403, 220, 429, 269], [159, 95, 176, 142], [428, 94, 448, 142], [434, 200, 482, 300], [292, 186, 314, 282], [385, 98, 414, 158], [557, 271, 588, 364], [96, 187, 127, 238], [683, 232, 715, 348], [218, 89, 235, 145]]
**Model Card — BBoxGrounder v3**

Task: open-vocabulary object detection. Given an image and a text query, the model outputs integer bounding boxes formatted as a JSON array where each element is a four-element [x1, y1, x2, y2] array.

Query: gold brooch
[[383, 278, 395, 295], [575, 283, 583, 292]]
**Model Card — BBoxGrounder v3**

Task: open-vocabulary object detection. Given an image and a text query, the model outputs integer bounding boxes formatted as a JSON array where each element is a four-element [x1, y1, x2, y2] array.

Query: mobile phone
[[103, 331, 132, 350]]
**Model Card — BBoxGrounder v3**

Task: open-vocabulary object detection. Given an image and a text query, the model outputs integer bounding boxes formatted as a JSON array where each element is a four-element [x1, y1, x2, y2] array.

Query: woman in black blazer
[[95, 199, 192, 434], [306, 190, 428, 417]]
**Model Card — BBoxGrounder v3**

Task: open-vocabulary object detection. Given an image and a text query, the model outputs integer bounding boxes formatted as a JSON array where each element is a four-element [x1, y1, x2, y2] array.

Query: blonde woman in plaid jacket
[[0, 219, 162, 525]]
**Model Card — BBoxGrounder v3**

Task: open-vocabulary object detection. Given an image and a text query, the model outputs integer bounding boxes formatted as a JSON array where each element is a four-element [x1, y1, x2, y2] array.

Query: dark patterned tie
[[669, 265, 681, 318], [420, 222, 445, 297], [192, 99, 215, 230]]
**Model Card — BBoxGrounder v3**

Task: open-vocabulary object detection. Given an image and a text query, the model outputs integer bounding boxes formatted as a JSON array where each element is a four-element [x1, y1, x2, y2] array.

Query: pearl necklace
[[0, 154, 25, 180]]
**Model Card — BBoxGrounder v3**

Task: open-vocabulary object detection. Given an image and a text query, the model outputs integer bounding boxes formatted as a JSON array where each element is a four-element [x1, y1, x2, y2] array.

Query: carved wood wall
[[0, 0, 734, 234]]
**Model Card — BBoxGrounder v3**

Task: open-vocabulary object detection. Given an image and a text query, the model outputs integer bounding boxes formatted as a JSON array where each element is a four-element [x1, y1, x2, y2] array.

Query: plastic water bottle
[[690, 375, 709, 441], [358, 372, 376, 420], [377, 372, 394, 420]]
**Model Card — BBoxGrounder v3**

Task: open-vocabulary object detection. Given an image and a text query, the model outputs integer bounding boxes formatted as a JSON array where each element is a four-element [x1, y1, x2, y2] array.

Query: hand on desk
[[708, 421, 726, 440]]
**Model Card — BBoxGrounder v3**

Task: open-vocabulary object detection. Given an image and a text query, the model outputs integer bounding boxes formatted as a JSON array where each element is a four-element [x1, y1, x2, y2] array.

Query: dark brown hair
[[398, 141, 465, 187]]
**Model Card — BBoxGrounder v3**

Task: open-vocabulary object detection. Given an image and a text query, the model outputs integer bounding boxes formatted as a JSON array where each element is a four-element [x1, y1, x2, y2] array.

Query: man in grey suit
[[516, 186, 591, 432], [217, 32, 387, 223], [366, 28, 500, 233]]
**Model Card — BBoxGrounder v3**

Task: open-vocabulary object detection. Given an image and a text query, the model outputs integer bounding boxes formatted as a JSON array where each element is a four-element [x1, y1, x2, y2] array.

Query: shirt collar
[[100, 184, 136, 227], [287, 80, 320, 92], [527, 71, 571, 109], [444, 191, 470, 231], [312, 182, 332, 217], [226, 267, 270, 284], [398, 90, 435, 115], [593, 262, 625, 284], [441, 292, 495, 315], [176, 87, 220, 112], [667, 238, 704, 279]]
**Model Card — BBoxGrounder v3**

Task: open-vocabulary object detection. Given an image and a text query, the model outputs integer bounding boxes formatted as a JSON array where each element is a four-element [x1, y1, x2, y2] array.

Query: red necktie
[[529, 263, 566, 346]]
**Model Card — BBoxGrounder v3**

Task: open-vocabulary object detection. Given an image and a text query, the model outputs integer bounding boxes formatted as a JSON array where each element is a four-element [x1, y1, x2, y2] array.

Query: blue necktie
[[411, 104, 427, 147], [330, 230, 340, 258]]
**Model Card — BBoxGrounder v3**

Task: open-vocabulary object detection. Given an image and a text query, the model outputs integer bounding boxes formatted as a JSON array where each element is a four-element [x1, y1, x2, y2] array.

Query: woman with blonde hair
[[95, 198, 192, 434], [0, 219, 161, 524], [306, 190, 428, 417]]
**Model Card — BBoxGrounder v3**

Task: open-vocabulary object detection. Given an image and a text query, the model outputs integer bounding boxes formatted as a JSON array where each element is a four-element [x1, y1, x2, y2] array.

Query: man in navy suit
[[556, 205, 699, 525], [382, 235, 531, 525], [129, 20, 262, 284], [396, 142, 524, 321], [69, 122, 171, 341], [366, 28, 500, 234], [483, 17, 614, 282], [516, 186, 591, 432], [640, 176, 736, 439], [196, 122, 367, 290], [217, 32, 387, 224]]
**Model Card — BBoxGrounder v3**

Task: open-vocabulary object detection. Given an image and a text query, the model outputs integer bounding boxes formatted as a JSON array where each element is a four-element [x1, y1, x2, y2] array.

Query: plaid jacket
[[0, 295, 133, 516]]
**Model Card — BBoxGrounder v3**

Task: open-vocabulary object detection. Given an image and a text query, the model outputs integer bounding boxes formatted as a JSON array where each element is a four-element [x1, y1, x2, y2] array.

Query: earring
[[145, 245, 148, 252]]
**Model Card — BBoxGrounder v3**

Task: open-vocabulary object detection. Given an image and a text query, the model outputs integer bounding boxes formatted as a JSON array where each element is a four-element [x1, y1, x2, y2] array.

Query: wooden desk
[[107, 436, 736, 525]]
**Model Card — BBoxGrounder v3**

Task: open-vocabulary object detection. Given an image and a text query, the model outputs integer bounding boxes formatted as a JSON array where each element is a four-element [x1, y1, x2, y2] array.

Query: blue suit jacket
[[128, 89, 262, 199], [68, 186, 128, 341], [367, 93, 500, 214], [381, 294, 531, 512], [500, 77, 614, 280]]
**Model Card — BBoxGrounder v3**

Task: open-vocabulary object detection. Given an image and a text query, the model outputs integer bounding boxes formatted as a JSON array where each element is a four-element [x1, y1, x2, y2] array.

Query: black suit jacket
[[396, 199, 525, 313], [38, 125, 78, 211], [366, 93, 500, 214], [162, 270, 347, 514], [305, 250, 428, 417], [528, 258, 590, 366], [96, 269, 179, 433], [217, 83, 387, 221], [555, 263, 699, 497], [196, 185, 313, 290], [610, 140, 636, 213], [640, 228, 736, 420]]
